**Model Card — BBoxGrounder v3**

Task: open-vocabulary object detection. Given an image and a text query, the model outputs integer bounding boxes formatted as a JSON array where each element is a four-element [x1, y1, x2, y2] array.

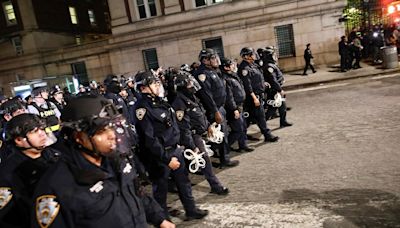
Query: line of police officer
[[0, 46, 292, 227]]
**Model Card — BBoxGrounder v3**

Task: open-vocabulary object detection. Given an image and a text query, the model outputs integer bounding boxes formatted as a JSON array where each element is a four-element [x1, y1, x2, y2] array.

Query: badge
[[0, 187, 12, 209], [176, 110, 184, 121], [89, 181, 104, 193], [268, 67, 274, 73], [259, 60, 264, 66], [123, 163, 132, 174], [242, 69, 248, 76], [36, 195, 60, 228], [160, 113, 166, 118], [136, 108, 146, 121], [198, 74, 206, 82]]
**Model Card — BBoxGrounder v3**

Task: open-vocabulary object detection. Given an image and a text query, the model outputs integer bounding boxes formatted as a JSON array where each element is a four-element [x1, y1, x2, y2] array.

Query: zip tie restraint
[[183, 149, 206, 173]]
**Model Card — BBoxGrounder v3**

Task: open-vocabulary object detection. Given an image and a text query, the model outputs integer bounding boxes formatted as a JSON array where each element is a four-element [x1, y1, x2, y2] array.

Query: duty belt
[[45, 124, 60, 133], [164, 145, 177, 153]]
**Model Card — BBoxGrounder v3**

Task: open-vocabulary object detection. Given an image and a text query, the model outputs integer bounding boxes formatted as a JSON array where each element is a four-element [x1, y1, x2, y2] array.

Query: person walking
[[302, 43, 316, 76]]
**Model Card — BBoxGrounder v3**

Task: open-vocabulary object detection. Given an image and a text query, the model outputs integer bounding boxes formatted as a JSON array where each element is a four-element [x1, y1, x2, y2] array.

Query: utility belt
[[192, 129, 207, 137], [45, 124, 60, 133], [164, 145, 178, 153]]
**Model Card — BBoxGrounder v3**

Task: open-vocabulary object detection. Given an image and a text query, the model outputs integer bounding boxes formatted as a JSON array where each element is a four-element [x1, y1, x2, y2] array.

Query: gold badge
[[0, 187, 13, 209], [198, 74, 206, 82], [176, 110, 184, 121], [242, 69, 248, 76], [36, 195, 60, 228], [136, 108, 146, 121]]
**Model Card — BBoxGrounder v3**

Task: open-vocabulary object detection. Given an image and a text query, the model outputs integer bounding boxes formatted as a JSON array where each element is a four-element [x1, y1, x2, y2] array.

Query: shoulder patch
[[0, 187, 13, 209], [268, 67, 274, 73], [136, 108, 146, 121], [198, 74, 206, 82], [242, 69, 248, 76], [36, 195, 60, 228], [176, 110, 184, 121]]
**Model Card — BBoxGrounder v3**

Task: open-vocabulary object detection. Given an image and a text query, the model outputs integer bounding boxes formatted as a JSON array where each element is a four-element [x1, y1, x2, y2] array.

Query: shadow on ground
[[279, 188, 400, 228]]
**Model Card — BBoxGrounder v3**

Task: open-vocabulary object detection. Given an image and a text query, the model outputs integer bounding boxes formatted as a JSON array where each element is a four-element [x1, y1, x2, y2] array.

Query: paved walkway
[[282, 61, 400, 90]]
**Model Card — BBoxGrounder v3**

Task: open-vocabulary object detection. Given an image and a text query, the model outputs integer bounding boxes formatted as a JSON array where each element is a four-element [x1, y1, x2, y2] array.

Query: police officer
[[49, 85, 66, 111], [27, 86, 61, 133], [193, 48, 239, 168], [134, 71, 208, 220], [259, 47, 293, 128], [220, 58, 254, 152], [238, 47, 279, 142], [32, 95, 174, 228], [0, 99, 27, 162], [0, 113, 60, 227], [104, 80, 135, 125], [171, 71, 229, 195]]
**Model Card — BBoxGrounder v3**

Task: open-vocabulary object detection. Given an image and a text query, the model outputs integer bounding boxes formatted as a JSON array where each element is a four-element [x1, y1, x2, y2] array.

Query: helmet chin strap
[[18, 136, 45, 151]]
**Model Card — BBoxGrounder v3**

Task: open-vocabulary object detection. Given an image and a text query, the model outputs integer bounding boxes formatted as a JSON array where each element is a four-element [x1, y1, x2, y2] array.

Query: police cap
[[5, 113, 45, 142]]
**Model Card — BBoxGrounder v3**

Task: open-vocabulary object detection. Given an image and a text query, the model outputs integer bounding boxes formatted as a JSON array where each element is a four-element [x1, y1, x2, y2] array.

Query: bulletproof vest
[[30, 102, 59, 131]]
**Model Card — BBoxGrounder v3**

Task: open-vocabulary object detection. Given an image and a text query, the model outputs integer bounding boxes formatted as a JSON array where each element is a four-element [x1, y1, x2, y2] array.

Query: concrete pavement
[[282, 61, 400, 91]]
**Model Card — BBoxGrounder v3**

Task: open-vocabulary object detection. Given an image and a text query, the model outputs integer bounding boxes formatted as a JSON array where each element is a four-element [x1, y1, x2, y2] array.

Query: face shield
[[187, 74, 202, 91], [209, 54, 221, 68]]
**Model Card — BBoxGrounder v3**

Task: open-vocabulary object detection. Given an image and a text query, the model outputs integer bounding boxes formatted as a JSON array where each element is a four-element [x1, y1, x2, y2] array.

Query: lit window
[[274, 24, 296, 58], [195, 0, 223, 7], [136, 0, 157, 19], [2, 1, 17, 26], [69, 6, 78, 24], [88, 9, 96, 26]]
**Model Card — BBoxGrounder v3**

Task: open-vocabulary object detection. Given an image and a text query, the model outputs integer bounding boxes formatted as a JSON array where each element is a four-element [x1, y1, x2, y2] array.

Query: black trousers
[[303, 59, 315, 74]]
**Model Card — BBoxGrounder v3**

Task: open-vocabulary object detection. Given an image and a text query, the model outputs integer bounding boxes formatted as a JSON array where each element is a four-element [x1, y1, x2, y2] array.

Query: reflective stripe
[[45, 124, 60, 133]]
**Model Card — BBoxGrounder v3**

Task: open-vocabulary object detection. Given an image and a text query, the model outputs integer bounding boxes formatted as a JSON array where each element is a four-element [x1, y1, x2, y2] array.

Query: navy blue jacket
[[32, 145, 165, 228], [238, 60, 266, 95]]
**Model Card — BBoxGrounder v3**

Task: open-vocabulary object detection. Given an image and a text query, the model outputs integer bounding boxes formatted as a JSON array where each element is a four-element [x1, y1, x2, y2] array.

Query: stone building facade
[[0, 0, 346, 96]]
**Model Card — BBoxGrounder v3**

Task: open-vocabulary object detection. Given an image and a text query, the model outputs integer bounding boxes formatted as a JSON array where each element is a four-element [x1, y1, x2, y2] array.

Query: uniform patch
[[198, 74, 206, 82], [176, 110, 184, 121], [242, 69, 248, 76], [0, 187, 12, 209], [36, 195, 60, 228], [123, 163, 132, 174], [268, 67, 274, 73], [136, 108, 146, 121], [259, 60, 264, 66]]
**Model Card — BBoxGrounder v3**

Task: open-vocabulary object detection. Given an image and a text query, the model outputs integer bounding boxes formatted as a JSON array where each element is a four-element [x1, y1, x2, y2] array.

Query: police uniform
[[238, 60, 274, 139], [134, 94, 205, 218], [31, 95, 167, 228], [104, 91, 134, 125], [171, 91, 228, 194], [263, 62, 291, 127], [0, 146, 59, 228], [32, 144, 165, 228], [193, 64, 235, 165], [27, 101, 60, 133], [223, 70, 249, 150]]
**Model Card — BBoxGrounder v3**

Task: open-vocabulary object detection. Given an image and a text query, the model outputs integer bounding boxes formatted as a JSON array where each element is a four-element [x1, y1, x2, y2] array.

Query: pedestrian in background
[[302, 43, 316, 76], [338, 36, 350, 72]]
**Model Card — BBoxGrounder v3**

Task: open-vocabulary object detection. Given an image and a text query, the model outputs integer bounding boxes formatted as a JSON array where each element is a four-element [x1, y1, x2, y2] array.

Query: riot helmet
[[31, 86, 49, 98], [180, 64, 191, 72], [240, 47, 259, 62], [174, 71, 201, 93], [61, 95, 133, 157], [6, 113, 48, 150], [198, 48, 221, 67], [0, 99, 26, 120], [135, 71, 161, 95]]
